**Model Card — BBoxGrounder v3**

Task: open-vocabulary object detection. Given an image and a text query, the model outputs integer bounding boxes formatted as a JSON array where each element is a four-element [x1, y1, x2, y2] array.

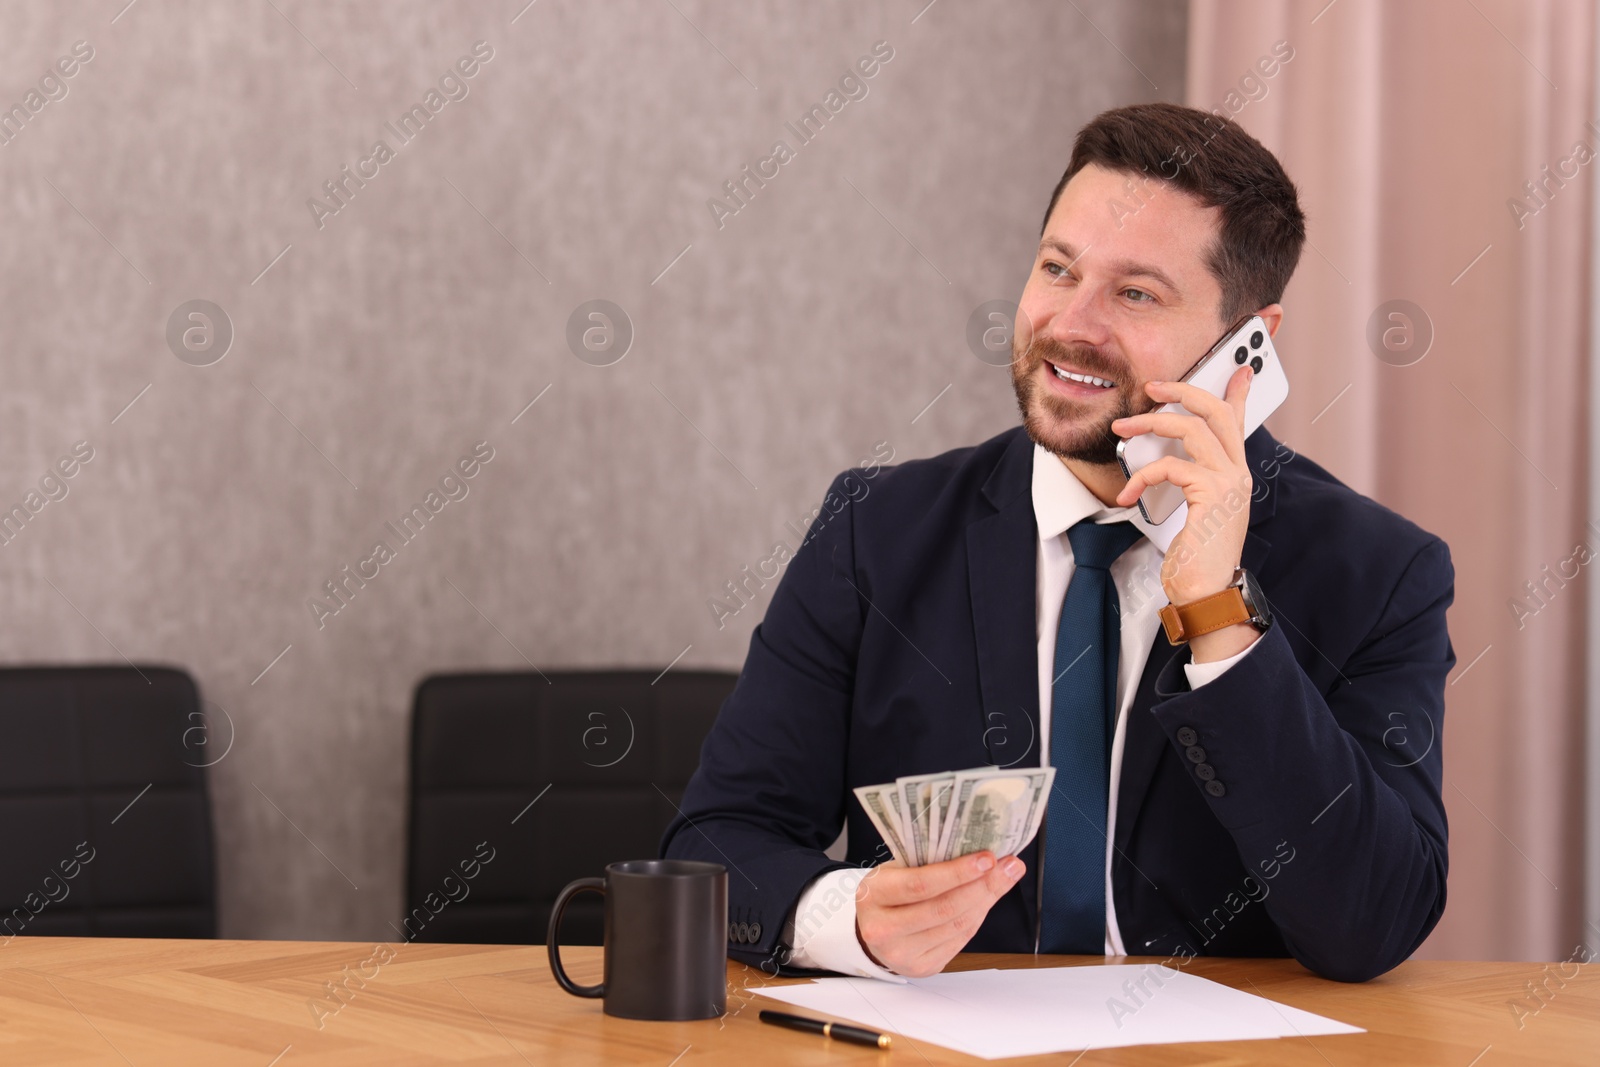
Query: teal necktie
[[1040, 518, 1143, 953]]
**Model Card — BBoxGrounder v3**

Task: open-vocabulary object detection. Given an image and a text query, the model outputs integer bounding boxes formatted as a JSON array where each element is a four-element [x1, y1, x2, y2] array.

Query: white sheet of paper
[[756, 964, 1363, 1060]]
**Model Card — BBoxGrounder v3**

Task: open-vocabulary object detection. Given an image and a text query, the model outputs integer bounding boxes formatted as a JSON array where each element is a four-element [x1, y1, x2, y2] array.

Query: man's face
[[1011, 162, 1231, 465]]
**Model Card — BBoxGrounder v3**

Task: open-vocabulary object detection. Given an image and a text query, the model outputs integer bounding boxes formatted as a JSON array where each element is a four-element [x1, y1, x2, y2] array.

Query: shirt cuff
[[783, 868, 907, 983], [1183, 631, 1262, 689]]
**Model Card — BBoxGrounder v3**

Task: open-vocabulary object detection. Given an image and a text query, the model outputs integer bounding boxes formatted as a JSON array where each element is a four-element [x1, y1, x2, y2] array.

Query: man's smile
[[1041, 356, 1119, 399]]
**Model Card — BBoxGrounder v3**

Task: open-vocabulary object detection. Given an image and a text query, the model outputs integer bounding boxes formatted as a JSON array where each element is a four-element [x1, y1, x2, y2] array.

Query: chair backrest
[[405, 669, 736, 945], [0, 666, 216, 939]]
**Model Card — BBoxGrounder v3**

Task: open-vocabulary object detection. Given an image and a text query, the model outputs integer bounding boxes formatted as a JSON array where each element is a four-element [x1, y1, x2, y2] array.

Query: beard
[[1009, 332, 1146, 465]]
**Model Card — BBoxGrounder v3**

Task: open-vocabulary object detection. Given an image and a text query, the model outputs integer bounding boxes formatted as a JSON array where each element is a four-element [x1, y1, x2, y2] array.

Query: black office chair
[[405, 669, 737, 945], [0, 666, 217, 938]]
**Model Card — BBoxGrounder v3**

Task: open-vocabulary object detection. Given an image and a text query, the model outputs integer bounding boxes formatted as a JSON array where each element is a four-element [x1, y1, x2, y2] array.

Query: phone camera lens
[[1250, 331, 1264, 349], [1250, 355, 1264, 373], [1234, 346, 1249, 364]]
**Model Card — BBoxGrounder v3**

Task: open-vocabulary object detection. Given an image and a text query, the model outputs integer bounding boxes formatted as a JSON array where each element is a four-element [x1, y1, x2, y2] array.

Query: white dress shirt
[[785, 443, 1259, 979]]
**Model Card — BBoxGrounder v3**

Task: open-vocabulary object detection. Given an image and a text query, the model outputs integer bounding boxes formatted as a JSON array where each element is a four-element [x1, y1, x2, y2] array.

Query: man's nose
[[1037, 284, 1113, 349]]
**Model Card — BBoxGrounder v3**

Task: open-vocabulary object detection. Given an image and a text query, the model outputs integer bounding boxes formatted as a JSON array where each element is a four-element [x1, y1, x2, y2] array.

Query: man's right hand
[[854, 851, 1026, 978]]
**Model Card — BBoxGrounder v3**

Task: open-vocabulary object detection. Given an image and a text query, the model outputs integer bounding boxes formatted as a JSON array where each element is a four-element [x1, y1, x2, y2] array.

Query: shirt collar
[[1030, 441, 1147, 542]]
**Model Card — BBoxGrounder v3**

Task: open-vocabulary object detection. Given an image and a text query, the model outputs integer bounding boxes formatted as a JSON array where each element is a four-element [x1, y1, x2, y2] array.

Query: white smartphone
[[1115, 315, 1289, 525]]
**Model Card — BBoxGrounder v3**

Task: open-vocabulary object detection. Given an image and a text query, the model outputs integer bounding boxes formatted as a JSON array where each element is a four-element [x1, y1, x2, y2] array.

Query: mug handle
[[548, 877, 606, 998]]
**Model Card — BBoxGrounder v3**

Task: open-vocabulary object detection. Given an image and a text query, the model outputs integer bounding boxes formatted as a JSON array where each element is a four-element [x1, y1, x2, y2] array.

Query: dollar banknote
[[896, 772, 955, 867], [853, 783, 913, 865], [933, 768, 1053, 863], [854, 766, 1054, 867]]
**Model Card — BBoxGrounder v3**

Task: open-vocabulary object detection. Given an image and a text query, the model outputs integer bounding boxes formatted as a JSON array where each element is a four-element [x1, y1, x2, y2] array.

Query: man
[[662, 103, 1453, 984]]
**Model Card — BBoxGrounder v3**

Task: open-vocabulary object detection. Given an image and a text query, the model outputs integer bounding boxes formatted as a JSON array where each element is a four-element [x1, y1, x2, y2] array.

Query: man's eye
[[1123, 287, 1154, 302]]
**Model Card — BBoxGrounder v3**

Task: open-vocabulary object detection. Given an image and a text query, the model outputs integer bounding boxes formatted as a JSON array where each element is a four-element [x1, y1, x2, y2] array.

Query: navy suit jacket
[[662, 425, 1454, 982]]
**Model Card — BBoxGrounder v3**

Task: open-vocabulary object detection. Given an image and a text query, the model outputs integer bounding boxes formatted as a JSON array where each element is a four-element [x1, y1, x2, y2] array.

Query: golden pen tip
[[878, 1035, 892, 1049]]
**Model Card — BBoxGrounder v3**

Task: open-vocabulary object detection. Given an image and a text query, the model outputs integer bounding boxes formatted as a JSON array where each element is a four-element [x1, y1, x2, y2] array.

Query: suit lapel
[[1112, 429, 1281, 856], [967, 432, 1041, 770], [965, 430, 1042, 926], [967, 508, 1040, 770]]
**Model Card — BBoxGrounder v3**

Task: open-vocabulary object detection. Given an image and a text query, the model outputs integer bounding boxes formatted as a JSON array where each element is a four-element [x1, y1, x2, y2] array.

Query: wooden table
[[0, 938, 1594, 1065]]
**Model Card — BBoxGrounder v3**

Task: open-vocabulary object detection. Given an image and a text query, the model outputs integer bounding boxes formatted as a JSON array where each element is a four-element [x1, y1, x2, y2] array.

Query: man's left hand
[[1112, 365, 1259, 662]]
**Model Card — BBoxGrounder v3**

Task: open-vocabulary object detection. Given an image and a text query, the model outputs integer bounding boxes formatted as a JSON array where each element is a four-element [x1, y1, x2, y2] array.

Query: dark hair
[[1042, 102, 1305, 324]]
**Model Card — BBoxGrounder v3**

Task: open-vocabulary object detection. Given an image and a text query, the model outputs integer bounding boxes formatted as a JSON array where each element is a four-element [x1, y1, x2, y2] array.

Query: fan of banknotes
[[853, 766, 1056, 867]]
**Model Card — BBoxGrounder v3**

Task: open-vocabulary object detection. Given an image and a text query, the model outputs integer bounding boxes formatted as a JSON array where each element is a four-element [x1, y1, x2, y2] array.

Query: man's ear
[[1257, 304, 1285, 337]]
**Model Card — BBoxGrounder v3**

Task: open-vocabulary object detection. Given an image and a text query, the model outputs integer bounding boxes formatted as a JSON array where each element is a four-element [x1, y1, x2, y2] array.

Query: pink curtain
[[1188, 0, 1592, 961]]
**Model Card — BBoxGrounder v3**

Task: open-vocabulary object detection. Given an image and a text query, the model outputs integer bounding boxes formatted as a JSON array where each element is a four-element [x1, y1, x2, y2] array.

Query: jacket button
[[1195, 763, 1215, 781], [738, 922, 752, 943], [1205, 780, 1226, 797], [749, 921, 762, 942], [728, 922, 739, 942], [1177, 727, 1198, 746], [1186, 745, 1207, 764]]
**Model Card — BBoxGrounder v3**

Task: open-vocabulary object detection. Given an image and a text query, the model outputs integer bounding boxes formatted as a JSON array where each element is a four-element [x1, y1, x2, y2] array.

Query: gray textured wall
[[0, 0, 1185, 940]]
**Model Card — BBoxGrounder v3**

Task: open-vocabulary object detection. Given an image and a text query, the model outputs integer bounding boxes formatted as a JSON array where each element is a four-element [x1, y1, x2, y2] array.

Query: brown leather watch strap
[[1159, 585, 1253, 645]]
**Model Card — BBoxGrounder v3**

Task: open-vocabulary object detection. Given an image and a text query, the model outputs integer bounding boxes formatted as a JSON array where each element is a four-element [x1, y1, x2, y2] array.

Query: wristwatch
[[1158, 567, 1272, 645]]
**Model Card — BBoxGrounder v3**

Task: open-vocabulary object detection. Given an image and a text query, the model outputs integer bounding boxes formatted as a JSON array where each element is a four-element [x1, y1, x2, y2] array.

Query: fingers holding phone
[[1112, 315, 1287, 609], [1113, 314, 1288, 527]]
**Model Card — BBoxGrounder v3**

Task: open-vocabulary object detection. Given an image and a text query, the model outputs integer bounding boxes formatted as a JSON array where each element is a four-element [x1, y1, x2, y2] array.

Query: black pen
[[759, 1009, 892, 1049]]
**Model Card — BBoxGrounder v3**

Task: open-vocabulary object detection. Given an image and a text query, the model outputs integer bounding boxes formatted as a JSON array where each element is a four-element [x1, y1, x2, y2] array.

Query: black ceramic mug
[[548, 859, 728, 1021]]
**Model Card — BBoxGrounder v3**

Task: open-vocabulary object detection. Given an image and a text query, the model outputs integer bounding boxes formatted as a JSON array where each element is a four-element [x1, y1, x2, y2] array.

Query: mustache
[[1021, 336, 1130, 387]]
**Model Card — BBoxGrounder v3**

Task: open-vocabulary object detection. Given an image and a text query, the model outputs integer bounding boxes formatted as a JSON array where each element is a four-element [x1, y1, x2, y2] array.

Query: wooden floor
[[0, 937, 1594, 1064]]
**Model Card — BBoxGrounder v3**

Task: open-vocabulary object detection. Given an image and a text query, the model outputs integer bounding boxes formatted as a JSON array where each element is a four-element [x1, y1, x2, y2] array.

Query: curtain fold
[[1188, 0, 1592, 961]]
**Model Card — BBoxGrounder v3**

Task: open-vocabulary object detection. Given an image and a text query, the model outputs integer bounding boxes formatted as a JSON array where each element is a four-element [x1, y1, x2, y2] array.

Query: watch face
[[1239, 569, 1272, 628]]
